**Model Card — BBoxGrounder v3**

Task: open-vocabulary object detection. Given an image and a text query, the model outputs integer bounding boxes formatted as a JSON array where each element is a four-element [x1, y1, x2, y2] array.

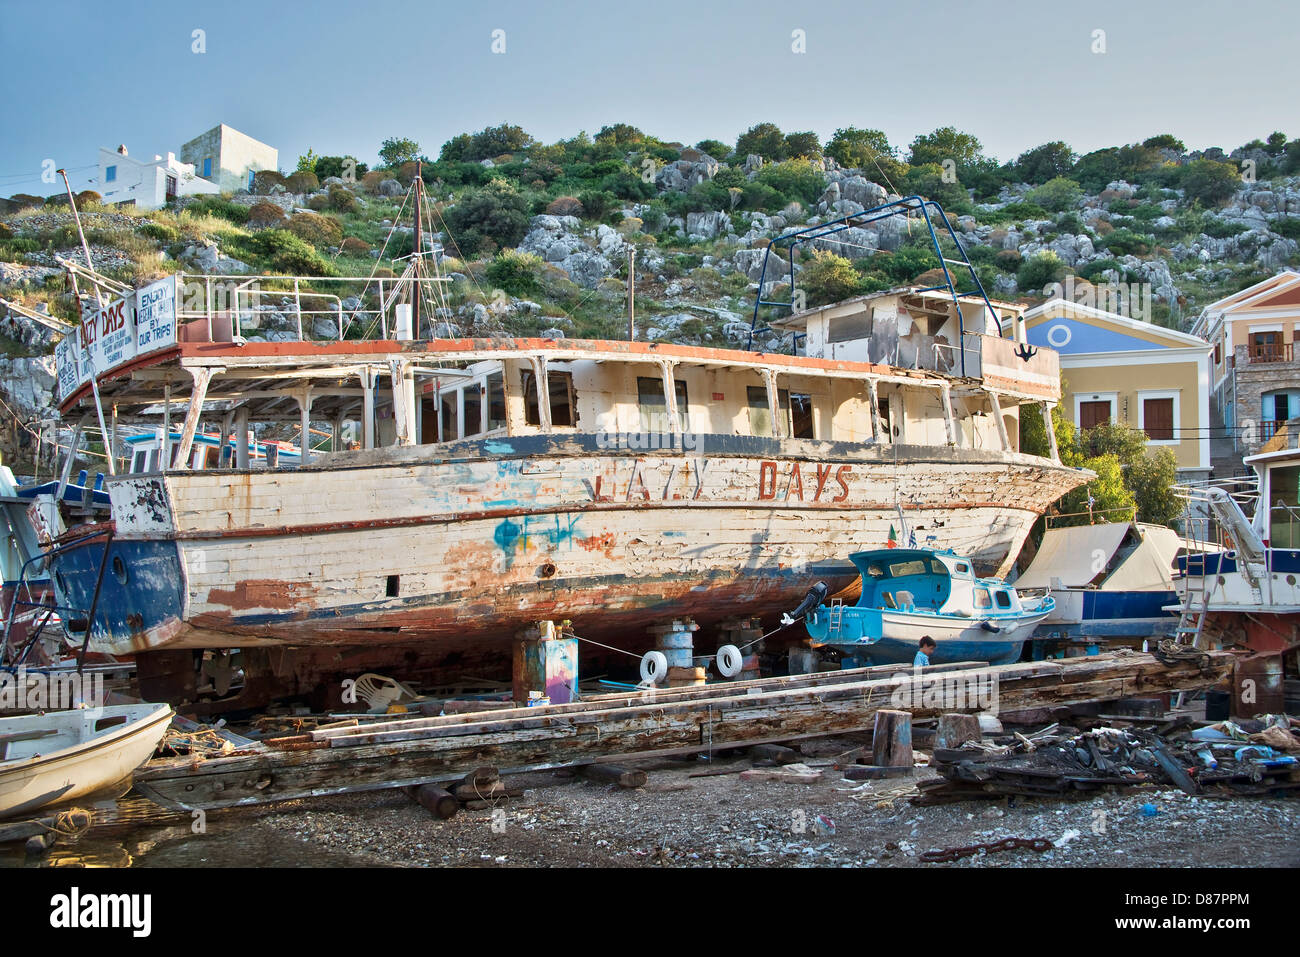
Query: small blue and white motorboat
[[793, 548, 1054, 666]]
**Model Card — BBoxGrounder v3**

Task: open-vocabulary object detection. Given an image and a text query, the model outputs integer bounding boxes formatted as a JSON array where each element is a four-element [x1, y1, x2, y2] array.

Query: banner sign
[[55, 276, 179, 402]]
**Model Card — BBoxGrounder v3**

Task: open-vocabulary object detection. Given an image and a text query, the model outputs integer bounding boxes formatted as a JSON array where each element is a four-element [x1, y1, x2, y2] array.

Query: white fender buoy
[[715, 644, 743, 679], [639, 651, 668, 685]]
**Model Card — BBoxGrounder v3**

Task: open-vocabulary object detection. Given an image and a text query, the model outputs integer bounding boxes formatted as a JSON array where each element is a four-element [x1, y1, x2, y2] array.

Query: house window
[[1141, 397, 1175, 441], [637, 376, 688, 432], [522, 370, 575, 427], [165, 175, 178, 198], [202, 157, 213, 178], [1213, 342, 1221, 365], [1078, 399, 1113, 430], [1249, 330, 1283, 361], [827, 312, 874, 344], [105, 165, 117, 182]]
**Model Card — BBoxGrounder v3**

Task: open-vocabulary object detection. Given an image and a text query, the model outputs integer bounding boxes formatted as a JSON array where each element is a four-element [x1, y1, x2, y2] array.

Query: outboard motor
[[782, 581, 829, 625]]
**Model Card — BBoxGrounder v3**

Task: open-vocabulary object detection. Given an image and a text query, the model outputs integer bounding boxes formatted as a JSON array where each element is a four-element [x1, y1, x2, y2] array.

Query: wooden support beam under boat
[[988, 391, 1011, 452], [939, 381, 957, 447], [1041, 401, 1060, 463], [173, 366, 218, 469]]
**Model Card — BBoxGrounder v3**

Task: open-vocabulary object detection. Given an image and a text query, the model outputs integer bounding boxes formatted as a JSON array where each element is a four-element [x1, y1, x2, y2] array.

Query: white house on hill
[[97, 145, 219, 210]]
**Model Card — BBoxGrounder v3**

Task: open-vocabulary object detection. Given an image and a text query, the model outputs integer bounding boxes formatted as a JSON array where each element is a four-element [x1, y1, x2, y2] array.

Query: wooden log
[[739, 765, 824, 784], [131, 652, 1235, 811], [935, 713, 982, 750], [748, 743, 800, 765], [411, 784, 458, 819], [844, 765, 913, 781], [872, 710, 913, 768], [580, 764, 647, 788]]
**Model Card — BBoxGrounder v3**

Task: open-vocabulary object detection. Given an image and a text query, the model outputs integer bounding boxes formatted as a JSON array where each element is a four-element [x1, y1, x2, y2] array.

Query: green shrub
[[799, 251, 861, 306], [252, 170, 287, 194], [1098, 228, 1151, 256], [139, 222, 180, 244], [484, 249, 544, 297], [285, 171, 319, 193], [994, 249, 1022, 272], [880, 245, 940, 283], [339, 236, 372, 256], [755, 159, 826, 206], [1179, 158, 1241, 207], [286, 211, 343, 247], [1203, 217, 1249, 239], [1017, 250, 1066, 293], [1270, 217, 1300, 240], [327, 186, 358, 213], [247, 201, 286, 227], [184, 196, 249, 224], [306, 194, 330, 212], [0, 238, 40, 261], [1026, 176, 1083, 212], [442, 179, 531, 257], [999, 200, 1049, 221], [546, 195, 584, 217], [576, 189, 616, 220], [253, 230, 336, 275]]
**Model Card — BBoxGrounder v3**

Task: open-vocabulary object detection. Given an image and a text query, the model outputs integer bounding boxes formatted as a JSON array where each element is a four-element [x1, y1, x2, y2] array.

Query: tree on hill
[[1142, 134, 1186, 153], [783, 131, 822, 158], [800, 251, 861, 306], [1014, 141, 1076, 185], [735, 123, 787, 161], [824, 127, 907, 185], [695, 139, 731, 160], [595, 124, 646, 148], [442, 178, 530, 257], [907, 126, 984, 170], [379, 137, 421, 167], [1180, 158, 1241, 206]]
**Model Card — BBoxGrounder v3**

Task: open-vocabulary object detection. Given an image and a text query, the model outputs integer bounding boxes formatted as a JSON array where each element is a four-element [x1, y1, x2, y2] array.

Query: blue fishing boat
[[795, 548, 1054, 666]]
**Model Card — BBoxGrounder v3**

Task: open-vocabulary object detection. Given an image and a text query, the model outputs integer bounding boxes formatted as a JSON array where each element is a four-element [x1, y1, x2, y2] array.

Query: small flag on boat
[[887, 524, 897, 548], [909, 528, 918, 548]]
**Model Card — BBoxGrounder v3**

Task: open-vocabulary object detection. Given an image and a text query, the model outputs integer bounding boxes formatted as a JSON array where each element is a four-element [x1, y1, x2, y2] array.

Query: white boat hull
[[0, 703, 173, 818]]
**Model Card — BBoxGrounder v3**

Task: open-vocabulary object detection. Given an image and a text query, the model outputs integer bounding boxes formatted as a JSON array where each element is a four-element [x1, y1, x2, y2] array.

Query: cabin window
[[637, 376, 688, 432], [974, 588, 992, 609], [888, 559, 927, 577], [486, 372, 506, 431], [463, 383, 483, 437], [994, 591, 1012, 609], [955, 562, 969, 575], [879, 396, 893, 439], [1142, 397, 1175, 441], [746, 386, 788, 437], [440, 390, 459, 442], [105, 165, 117, 183], [790, 393, 814, 439], [522, 371, 575, 427], [827, 312, 873, 343], [132, 449, 148, 472], [1269, 465, 1300, 549], [864, 563, 885, 578]]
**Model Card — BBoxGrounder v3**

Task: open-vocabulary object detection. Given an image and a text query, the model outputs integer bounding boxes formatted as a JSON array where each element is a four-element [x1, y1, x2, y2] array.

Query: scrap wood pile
[[914, 716, 1300, 805]]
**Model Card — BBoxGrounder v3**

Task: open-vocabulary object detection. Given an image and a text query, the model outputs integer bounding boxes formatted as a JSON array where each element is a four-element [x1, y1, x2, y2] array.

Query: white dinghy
[[0, 702, 173, 818]]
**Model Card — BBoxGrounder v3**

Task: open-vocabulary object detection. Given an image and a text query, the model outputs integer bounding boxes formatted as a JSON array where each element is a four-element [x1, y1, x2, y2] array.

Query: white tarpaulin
[[1104, 523, 1180, 592], [1015, 522, 1130, 590]]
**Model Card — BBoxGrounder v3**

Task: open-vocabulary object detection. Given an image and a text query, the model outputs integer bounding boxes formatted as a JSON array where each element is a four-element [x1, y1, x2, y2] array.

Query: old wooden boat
[[34, 193, 1088, 704], [800, 547, 1054, 666], [0, 701, 172, 818]]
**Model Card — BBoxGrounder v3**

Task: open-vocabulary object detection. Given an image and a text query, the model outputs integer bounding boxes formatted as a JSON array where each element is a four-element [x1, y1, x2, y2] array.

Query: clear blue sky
[[0, 0, 1293, 196]]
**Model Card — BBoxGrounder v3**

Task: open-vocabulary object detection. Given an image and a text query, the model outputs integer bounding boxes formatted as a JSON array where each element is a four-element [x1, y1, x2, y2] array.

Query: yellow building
[[1192, 270, 1300, 456], [1012, 299, 1211, 480]]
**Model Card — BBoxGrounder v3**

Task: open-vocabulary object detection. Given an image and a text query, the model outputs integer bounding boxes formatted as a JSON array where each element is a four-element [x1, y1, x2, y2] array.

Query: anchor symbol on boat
[[1014, 343, 1038, 362]]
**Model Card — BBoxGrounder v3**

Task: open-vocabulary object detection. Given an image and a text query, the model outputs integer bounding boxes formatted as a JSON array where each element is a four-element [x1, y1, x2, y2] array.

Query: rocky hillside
[[1, 123, 1297, 457]]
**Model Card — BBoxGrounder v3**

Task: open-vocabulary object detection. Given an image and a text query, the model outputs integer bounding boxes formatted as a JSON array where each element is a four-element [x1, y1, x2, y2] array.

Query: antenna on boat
[[58, 169, 115, 477]]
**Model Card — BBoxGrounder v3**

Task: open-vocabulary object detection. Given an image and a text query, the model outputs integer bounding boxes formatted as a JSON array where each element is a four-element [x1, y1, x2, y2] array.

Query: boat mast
[[411, 161, 423, 335], [58, 169, 115, 476]]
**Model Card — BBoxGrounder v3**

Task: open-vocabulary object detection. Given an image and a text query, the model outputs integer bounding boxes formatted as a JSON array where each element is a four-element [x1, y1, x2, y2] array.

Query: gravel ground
[[218, 736, 1299, 869]]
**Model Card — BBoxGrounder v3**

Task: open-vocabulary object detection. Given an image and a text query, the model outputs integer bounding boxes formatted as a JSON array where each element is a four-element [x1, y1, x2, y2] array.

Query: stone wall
[[1233, 343, 1300, 455]]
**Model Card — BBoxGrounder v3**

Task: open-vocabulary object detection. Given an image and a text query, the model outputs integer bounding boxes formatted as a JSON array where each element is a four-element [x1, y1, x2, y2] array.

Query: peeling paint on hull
[[49, 435, 1087, 659]]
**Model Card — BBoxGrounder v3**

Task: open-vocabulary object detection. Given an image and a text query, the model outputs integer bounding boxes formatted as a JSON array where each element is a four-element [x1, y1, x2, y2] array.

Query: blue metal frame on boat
[[746, 196, 1000, 375]]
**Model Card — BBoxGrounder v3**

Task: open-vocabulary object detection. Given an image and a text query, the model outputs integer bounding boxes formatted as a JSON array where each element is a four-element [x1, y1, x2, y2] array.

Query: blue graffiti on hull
[[493, 513, 583, 568]]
